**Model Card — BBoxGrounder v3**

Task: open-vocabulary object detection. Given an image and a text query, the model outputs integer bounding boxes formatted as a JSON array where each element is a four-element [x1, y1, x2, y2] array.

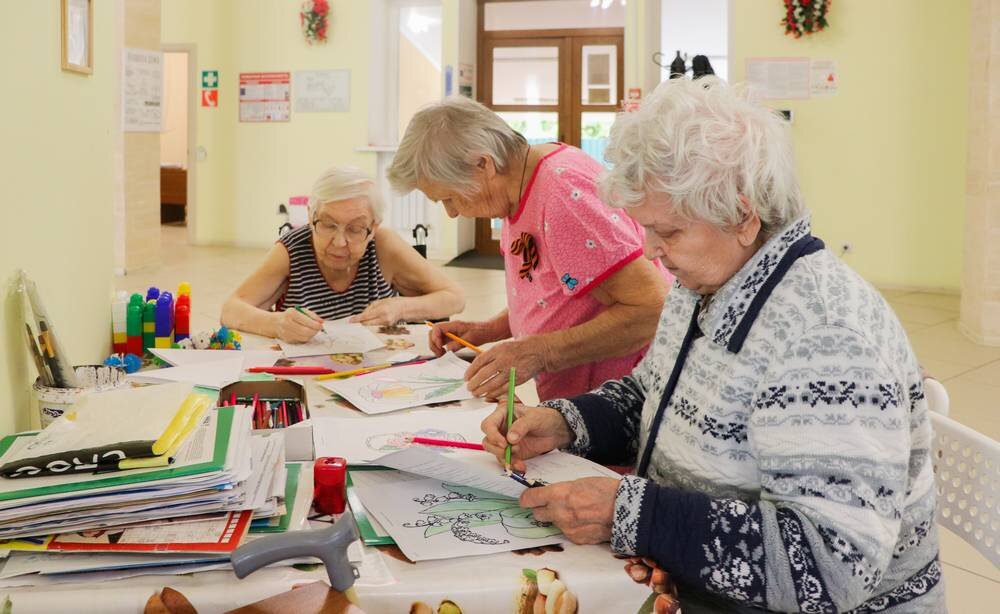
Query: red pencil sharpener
[[313, 456, 348, 515]]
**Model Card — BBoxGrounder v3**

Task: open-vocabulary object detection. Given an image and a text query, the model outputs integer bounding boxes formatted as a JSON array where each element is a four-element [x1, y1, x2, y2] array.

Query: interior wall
[[163, 0, 377, 249], [122, 0, 162, 271], [0, 1, 117, 433], [161, 52, 188, 168], [398, 36, 442, 142], [729, 0, 969, 292]]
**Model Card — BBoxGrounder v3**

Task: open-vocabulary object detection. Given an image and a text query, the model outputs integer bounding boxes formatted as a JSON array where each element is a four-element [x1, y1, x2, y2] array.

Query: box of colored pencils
[[217, 380, 313, 460]]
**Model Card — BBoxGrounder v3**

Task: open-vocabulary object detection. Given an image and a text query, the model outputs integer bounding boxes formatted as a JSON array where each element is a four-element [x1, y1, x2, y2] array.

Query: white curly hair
[[600, 77, 805, 236]]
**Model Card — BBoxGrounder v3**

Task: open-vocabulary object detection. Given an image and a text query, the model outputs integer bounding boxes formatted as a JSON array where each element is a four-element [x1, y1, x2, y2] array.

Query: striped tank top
[[276, 225, 398, 320]]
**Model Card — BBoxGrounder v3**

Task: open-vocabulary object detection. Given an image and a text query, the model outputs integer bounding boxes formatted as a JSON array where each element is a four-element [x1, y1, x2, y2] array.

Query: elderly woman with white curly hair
[[389, 97, 671, 401], [222, 166, 464, 342], [481, 78, 943, 613]]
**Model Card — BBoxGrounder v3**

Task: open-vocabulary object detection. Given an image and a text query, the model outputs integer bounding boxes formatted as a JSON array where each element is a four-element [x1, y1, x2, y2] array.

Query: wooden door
[[476, 27, 624, 255]]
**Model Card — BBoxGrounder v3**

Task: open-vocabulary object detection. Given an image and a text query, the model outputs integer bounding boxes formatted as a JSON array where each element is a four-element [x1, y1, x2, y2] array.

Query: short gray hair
[[309, 165, 384, 223], [387, 96, 527, 196], [600, 77, 805, 236]]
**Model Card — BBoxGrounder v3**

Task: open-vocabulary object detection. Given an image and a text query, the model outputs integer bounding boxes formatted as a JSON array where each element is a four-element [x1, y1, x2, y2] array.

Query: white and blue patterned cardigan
[[544, 217, 944, 613]]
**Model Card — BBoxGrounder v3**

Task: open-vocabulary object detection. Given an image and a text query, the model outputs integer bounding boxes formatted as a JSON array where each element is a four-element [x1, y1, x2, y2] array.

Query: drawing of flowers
[[364, 376, 465, 402], [403, 484, 561, 544]]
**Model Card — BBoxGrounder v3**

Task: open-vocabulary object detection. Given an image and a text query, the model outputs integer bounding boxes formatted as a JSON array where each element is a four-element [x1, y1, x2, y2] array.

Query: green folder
[[250, 463, 301, 534], [346, 466, 395, 546], [0, 408, 236, 503]]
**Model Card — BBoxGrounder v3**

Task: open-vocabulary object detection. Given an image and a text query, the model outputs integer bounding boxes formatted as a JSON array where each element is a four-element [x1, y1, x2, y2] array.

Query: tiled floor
[[116, 225, 1000, 610]]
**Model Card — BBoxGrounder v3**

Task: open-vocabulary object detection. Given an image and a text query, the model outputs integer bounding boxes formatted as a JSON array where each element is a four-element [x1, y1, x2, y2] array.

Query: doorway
[[160, 47, 196, 237], [476, 2, 624, 255]]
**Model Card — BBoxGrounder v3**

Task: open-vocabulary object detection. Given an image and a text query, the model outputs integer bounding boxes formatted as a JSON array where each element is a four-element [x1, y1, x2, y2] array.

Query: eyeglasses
[[311, 218, 372, 244]]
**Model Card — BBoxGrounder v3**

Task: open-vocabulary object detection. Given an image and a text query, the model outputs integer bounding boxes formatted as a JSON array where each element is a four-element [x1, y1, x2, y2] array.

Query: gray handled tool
[[230, 511, 360, 593]]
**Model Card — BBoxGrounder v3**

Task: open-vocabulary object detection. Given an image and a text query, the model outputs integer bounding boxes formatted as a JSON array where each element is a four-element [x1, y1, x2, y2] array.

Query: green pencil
[[505, 367, 516, 472], [294, 306, 319, 322]]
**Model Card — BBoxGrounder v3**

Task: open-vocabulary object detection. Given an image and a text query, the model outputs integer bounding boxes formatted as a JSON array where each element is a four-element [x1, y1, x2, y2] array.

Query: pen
[[425, 321, 483, 354], [508, 470, 547, 489]]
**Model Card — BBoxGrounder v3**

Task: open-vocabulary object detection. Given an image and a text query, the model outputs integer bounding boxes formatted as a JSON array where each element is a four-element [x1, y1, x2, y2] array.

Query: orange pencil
[[424, 321, 483, 354]]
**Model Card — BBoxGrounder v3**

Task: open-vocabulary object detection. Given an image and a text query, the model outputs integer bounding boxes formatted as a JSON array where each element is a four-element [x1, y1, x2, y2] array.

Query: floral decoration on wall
[[782, 0, 830, 38], [300, 0, 330, 45]]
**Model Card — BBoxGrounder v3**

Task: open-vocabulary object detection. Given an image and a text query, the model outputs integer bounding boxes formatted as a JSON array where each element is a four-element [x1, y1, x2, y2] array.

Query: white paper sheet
[[149, 349, 282, 372], [350, 470, 565, 562], [373, 446, 621, 499], [318, 353, 473, 414], [279, 318, 386, 358], [127, 355, 245, 389], [312, 405, 493, 463]]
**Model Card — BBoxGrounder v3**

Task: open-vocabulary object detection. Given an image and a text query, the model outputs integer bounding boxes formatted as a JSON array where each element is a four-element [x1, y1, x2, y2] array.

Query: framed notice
[[122, 48, 163, 132], [745, 57, 810, 100], [293, 70, 350, 113], [239, 72, 291, 122], [61, 0, 93, 74]]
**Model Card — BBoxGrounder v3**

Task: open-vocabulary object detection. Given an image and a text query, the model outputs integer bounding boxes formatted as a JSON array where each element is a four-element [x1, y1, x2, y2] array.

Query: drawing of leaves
[[442, 483, 504, 499], [500, 507, 562, 539], [425, 379, 465, 399], [424, 516, 498, 538], [421, 498, 518, 519]]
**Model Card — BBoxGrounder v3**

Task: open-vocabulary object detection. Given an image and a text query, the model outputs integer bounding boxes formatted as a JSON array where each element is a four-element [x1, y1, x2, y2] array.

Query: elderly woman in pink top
[[388, 97, 671, 401]]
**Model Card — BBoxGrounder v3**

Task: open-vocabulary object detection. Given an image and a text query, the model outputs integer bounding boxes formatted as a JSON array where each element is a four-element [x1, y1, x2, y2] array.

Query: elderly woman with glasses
[[481, 78, 942, 612], [388, 97, 671, 401], [222, 166, 464, 343]]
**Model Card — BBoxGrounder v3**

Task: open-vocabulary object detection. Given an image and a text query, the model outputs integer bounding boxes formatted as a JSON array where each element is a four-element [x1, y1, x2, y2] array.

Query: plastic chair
[[923, 377, 950, 417], [929, 410, 1000, 567]]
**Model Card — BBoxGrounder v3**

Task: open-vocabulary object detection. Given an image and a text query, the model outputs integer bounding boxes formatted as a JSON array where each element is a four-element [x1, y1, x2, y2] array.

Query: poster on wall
[[745, 57, 810, 100], [810, 59, 838, 97], [458, 63, 474, 98], [239, 72, 291, 122], [292, 70, 350, 113], [122, 48, 163, 132]]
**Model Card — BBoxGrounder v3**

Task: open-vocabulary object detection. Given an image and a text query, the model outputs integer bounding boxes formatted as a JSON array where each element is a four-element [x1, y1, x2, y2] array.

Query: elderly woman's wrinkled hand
[[465, 338, 546, 399], [349, 297, 408, 326], [481, 403, 573, 473], [428, 319, 498, 355], [519, 477, 619, 545], [273, 307, 323, 343]]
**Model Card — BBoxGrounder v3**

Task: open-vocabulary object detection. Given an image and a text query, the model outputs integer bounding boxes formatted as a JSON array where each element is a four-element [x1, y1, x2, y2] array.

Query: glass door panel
[[491, 46, 559, 105]]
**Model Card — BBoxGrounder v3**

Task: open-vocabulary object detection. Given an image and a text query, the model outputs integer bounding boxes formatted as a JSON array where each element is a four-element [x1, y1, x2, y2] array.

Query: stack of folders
[[0, 383, 309, 587]]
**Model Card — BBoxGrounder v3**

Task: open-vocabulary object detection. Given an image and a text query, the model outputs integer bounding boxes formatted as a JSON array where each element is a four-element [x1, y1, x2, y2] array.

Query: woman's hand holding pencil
[[480, 402, 574, 474], [272, 306, 323, 344]]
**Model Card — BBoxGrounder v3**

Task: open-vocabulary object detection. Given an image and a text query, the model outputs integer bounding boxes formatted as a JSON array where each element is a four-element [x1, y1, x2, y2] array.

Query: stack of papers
[[0, 461, 313, 587], [0, 383, 211, 478], [0, 407, 257, 539]]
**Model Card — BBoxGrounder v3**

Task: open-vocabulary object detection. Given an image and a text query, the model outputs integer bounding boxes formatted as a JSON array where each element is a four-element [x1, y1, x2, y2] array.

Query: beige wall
[[122, 0, 162, 271], [960, 0, 1000, 344], [163, 0, 378, 249], [729, 0, 969, 292], [161, 52, 189, 168], [0, 1, 117, 433], [398, 35, 442, 144]]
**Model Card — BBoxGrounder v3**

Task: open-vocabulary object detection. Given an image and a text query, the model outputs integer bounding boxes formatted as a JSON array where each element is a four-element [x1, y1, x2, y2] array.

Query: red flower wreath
[[782, 0, 830, 38], [300, 0, 330, 45]]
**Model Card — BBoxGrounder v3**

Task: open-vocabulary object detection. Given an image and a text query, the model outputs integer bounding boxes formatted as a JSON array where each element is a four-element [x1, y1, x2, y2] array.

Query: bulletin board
[[239, 72, 291, 122]]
